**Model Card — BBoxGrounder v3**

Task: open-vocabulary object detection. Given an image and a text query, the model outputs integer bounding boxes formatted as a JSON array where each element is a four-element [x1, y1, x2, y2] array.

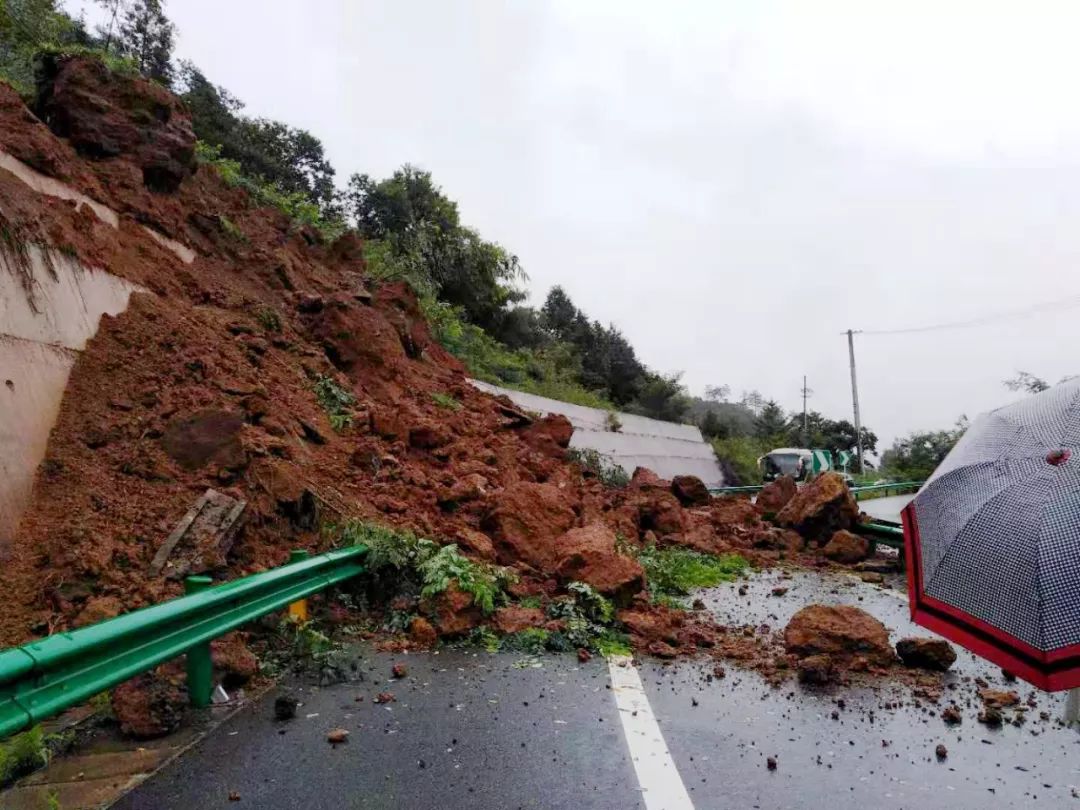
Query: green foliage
[[626, 372, 691, 423], [219, 215, 246, 242], [339, 522, 513, 616], [1004, 371, 1050, 394], [880, 417, 968, 480], [256, 306, 281, 333], [430, 392, 461, 411], [313, 374, 356, 432], [604, 411, 623, 432], [782, 410, 877, 463], [418, 544, 513, 615], [545, 583, 620, 653], [516, 595, 543, 609], [468, 626, 501, 653], [113, 0, 174, 86], [500, 628, 551, 654], [594, 631, 632, 658], [195, 142, 345, 238], [636, 546, 748, 600], [566, 581, 615, 623], [754, 400, 788, 439], [348, 166, 524, 331], [566, 448, 629, 489], [0, 725, 48, 787], [711, 435, 773, 485]]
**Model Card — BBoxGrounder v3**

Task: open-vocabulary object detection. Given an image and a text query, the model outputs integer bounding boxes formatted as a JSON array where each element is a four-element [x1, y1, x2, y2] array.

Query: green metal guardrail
[[0, 544, 367, 740]]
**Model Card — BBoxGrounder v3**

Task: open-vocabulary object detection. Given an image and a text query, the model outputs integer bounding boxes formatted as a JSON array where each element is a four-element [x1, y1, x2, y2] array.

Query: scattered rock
[[941, 705, 962, 725], [671, 475, 710, 507], [784, 604, 895, 667], [822, 530, 870, 564], [1001, 669, 1017, 682], [766, 756, 777, 771], [211, 634, 259, 687], [374, 692, 396, 704], [713, 665, 726, 679], [274, 695, 298, 721], [521, 414, 574, 455], [391, 663, 408, 679], [935, 743, 948, 760], [647, 640, 678, 658], [327, 728, 350, 744], [577, 648, 592, 663], [111, 672, 185, 740], [858, 572, 885, 584], [770, 586, 789, 597], [423, 581, 483, 636], [228, 790, 241, 802], [979, 688, 1020, 708], [895, 637, 957, 671], [629, 467, 667, 491], [757, 476, 797, 514], [978, 707, 1004, 727], [409, 616, 437, 647], [797, 654, 834, 685], [775, 472, 860, 542]]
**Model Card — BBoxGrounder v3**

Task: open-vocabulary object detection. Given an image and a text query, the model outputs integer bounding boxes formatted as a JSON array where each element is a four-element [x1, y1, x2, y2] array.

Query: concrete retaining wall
[[470, 380, 726, 487], [0, 147, 149, 552]]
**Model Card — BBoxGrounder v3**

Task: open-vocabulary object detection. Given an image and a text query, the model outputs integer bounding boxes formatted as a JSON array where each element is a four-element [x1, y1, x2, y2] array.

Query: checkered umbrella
[[903, 378, 1080, 691]]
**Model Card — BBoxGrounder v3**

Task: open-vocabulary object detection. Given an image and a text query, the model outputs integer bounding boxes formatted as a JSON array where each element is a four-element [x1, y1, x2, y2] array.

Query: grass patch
[[566, 447, 629, 489], [0, 726, 48, 787], [256, 306, 282, 333], [219, 215, 247, 243], [313, 374, 356, 432], [430, 392, 461, 411], [636, 546, 748, 600]]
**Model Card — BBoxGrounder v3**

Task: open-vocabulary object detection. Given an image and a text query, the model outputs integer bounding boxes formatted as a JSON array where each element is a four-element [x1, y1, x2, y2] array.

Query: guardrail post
[[287, 550, 310, 622], [184, 576, 214, 707]]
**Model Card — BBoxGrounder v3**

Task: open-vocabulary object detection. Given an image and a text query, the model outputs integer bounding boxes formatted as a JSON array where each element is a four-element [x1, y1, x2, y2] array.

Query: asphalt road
[[115, 570, 1080, 810]]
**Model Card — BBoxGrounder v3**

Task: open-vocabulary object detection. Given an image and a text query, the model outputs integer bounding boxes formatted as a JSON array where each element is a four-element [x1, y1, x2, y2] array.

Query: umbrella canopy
[[903, 378, 1080, 691]]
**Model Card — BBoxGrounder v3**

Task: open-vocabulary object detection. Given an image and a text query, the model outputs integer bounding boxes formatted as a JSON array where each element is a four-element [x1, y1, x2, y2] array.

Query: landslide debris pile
[[0, 58, 873, 661]]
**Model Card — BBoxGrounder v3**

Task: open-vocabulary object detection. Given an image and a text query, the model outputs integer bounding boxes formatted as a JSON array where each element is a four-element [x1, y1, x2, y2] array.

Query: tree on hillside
[[0, 0, 79, 93], [628, 373, 690, 423], [753, 400, 787, 439], [704, 384, 730, 403], [93, 0, 125, 52], [880, 417, 968, 480], [785, 411, 877, 458], [739, 390, 766, 415], [540, 286, 579, 342], [1003, 371, 1049, 394], [115, 0, 173, 85]]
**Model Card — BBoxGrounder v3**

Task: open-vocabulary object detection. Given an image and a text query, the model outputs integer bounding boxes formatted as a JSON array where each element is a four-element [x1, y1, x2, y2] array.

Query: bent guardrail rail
[[0, 545, 366, 740], [710, 480, 924, 498]]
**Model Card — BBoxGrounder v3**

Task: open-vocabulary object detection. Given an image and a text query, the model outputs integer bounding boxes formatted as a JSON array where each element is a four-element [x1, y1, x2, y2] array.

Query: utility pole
[[846, 329, 864, 474], [800, 375, 813, 447]]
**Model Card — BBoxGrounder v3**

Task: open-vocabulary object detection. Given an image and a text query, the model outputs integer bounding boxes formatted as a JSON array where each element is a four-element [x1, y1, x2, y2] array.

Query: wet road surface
[[116, 569, 1080, 809]]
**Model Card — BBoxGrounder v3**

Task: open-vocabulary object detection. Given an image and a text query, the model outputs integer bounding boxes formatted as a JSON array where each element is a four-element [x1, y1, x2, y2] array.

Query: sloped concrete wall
[[470, 380, 726, 487], [0, 243, 140, 554]]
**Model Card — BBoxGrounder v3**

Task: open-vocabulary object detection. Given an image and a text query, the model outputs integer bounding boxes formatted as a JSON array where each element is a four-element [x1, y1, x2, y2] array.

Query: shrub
[[313, 374, 356, 432], [566, 448, 629, 489], [256, 306, 281, 332], [711, 436, 771, 485], [337, 521, 513, 616]]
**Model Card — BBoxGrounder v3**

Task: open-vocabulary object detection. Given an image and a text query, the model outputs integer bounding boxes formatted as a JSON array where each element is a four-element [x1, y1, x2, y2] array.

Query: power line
[[856, 293, 1080, 336]]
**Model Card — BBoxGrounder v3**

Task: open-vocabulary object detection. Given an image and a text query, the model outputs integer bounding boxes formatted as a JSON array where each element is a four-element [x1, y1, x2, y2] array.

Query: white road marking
[[608, 655, 695, 810]]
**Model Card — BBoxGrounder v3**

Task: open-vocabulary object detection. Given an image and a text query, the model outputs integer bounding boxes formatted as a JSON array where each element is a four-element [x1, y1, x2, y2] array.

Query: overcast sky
[[73, 0, 1080, 448]]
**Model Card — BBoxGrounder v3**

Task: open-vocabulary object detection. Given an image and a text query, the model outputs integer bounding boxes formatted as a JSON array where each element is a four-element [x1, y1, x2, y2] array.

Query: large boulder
[[895, 637, 957, 671], [630, 467, 667, 491], [482, 482, 577, 570], [671, 475, 710, 507], [757, 476, 797, 514], [161, 410, 246, 471], [34, 55, 195, 192], [822, 530, 870, 564], [422, 581, 483, 637], [111, 672, 186, 739], [636, 493, 687, 537], [553, 523, 645, 604], [305, 299, 405, 375], [492, 606, 547, 635], [775, 472, 859, 542], [784, 604, 895, 668], [521, 414, 574, 456]]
